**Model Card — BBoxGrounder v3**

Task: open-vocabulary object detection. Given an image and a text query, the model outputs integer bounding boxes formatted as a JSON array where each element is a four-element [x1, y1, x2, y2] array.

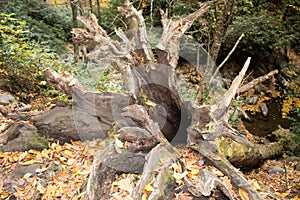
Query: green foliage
[[288, 108, 300, 156], [98, 0, 124, 34], [289, 108, 300, 135], [0, 13, 63, 102], [0, 0, 72, 53], [221, 0, 300, 62]]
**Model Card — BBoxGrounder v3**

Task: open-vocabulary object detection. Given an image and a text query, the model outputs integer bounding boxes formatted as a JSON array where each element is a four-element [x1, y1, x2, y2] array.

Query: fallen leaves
[[110, 174, 137, 200], [0, 141, 94, 200], [246, 159, 300, 199]]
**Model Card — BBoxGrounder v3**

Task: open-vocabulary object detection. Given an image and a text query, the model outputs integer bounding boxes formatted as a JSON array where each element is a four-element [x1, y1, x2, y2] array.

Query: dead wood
[[237, 69, 279, 94], [62, 4, 282, 198], [0, 1, 284, 199], [43, 68, 85, 96]]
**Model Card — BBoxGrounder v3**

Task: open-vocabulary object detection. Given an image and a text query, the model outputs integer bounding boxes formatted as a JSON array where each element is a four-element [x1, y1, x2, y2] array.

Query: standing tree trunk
[[89, 0, 93, 13], [210, 0, 235, 61], [70, 0, 79, 62], [96, 0, 101, 23]]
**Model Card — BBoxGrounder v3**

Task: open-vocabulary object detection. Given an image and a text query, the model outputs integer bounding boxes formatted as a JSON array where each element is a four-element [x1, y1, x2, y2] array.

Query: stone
[[0, 105, 8, 115], [0, 94, 16, 105], [267, 165, 285, 175], [260, 102, 268, 117], [10, 164, 41, 179], [245, 96, 259, 105]]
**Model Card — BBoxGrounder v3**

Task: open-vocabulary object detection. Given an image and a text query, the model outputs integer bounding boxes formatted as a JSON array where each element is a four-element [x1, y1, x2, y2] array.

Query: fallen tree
[[0, 1, 285, 199]]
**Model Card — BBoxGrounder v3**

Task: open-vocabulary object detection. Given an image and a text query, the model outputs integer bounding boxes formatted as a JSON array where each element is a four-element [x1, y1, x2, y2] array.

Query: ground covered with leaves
[[1, 139, 300, 199]]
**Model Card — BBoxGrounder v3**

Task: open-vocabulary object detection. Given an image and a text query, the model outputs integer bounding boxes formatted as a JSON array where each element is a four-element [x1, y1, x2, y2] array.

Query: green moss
[[162, 170, 174, 185], [29, 133, 49, 150], [216, 137, 249, 159]]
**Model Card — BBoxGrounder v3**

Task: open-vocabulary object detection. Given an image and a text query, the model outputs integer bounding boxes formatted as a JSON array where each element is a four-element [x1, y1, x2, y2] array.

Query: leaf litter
[[1, 141, 300, 199]]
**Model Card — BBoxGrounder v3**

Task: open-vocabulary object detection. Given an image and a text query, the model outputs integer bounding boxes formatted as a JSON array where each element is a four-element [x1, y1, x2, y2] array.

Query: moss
[[216, 137, 249, 159], [29, 133, 49, 150], [162, 170, 174, 185]]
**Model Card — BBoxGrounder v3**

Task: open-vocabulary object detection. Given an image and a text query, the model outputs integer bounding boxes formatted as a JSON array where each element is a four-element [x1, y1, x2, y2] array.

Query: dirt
[[243, 98, 295, 137]]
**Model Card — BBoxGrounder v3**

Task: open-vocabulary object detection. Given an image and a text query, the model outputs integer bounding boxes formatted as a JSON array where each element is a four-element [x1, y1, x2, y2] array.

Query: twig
[[237, 69, 278, 94], [210, 33, 244, 83]]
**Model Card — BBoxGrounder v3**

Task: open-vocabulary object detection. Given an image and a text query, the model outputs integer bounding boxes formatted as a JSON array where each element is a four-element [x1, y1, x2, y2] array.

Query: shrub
[[0, 13, 63, 102], [0, 0, 72, 54]]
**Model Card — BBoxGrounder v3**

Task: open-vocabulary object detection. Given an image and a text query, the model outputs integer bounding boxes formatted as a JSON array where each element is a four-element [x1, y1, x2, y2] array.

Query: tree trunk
[[210, 0, 235, 61], [70, 0, 79, 62]]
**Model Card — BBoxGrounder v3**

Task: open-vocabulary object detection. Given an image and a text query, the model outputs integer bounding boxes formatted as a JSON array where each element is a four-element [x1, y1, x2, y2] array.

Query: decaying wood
[[44, 68, 85, 96], [0, 1, 286, 199], [237, 69, 279, 94], [214, 57, 251, 121], [56, 2, 283, 198]]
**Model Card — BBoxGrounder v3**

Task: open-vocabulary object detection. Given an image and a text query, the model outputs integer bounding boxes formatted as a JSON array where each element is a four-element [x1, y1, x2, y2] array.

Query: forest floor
[[0, 135, 299, 199], [1, 63, 300, 199]]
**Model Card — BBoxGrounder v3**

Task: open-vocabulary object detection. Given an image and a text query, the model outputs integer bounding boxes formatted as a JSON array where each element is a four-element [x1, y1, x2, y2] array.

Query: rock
[[10, 102, 32, 112], [254, 85, 265, 94], [0, 105, 8, 115], [267, 165, 285, 175], [284, 156, 300, 170], [0, 94, 16, 105], [245, 96, 259, 105], [0, 112, 3, 120], [10, 164, 41, 179], [260, 102, 268, 117], [7, 112, 30, 120], [0, 121, 38, 145]]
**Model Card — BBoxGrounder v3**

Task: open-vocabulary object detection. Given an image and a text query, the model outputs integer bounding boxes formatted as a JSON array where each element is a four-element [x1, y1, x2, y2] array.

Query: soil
[[243, 98, 295, 137]]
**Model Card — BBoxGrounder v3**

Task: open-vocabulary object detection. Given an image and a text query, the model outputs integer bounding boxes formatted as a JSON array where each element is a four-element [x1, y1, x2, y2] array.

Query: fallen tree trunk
[[41, 1, 283, 199], [0, 1, 285, 199]]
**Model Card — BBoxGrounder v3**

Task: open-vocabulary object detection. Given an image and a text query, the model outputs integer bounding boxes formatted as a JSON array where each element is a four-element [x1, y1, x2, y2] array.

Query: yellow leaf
[[279, 189, 290, 198], [0, 152, 8, 158], [29, 149, 40, 155], [143, 184, 154, 193], [293, 194, 300, 200], [145, 100, 156, 107], [190, 169, 199, 176], [239, 188, 249, 200], [142, 193, 147, 200], [23, 173, 32, 179], [21, 159, 36, 166], [142, 0, 147, 9], [9, 154, 20, 162], [1, 193, 10, 199], [73, 170, 81, 177]]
